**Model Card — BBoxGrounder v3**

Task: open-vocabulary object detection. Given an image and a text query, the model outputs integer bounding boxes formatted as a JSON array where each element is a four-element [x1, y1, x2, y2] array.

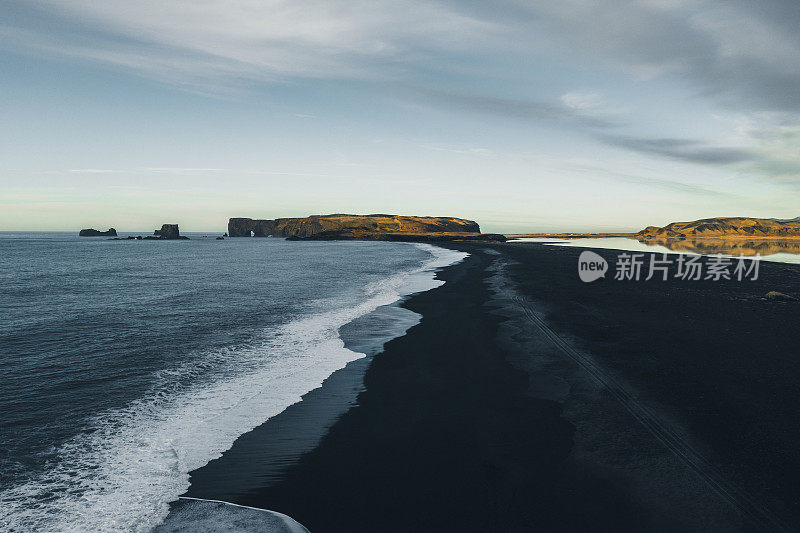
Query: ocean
[[0, 232, 466, 531]]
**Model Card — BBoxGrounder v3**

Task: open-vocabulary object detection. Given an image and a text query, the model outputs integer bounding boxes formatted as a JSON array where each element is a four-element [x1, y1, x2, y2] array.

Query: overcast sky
[[2, 0, 800, 232]]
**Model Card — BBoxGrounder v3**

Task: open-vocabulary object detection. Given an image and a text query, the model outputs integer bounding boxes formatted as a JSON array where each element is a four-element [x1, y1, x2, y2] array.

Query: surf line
[[176, 497, 310, 532]]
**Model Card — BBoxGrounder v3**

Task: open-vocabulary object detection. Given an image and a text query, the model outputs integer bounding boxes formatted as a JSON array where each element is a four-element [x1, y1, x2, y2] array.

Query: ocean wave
[[154, 497, 310, 533], [0, 243, 467, 532]]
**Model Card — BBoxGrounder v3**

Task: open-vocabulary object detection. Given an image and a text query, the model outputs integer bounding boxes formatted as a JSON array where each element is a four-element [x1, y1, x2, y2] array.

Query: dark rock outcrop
[[227, 214, 490, 240], [154, 224, 183, 239], [765, 291, 796, 301], [228, 218, 278, 237], [110, 230, 188, 240], [79, 228, 117, 237], [285, 232, 506, 242]]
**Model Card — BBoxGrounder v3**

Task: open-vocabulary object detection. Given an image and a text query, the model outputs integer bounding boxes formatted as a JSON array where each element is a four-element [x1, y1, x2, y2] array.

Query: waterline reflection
[[511, 237, 800, 265]]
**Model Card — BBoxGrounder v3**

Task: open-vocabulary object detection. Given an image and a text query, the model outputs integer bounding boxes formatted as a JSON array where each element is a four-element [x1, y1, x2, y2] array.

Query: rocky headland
[[508, 217, 800, 242], [228, 214, 505, 241], [636, 217, 800, 240], [505, 217, 800, 257]]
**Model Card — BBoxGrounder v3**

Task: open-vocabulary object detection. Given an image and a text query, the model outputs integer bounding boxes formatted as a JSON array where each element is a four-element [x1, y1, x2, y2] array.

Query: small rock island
[[107, 224, 190, 240], [153, 224, 186, 240], [79, 228, 117, 237]]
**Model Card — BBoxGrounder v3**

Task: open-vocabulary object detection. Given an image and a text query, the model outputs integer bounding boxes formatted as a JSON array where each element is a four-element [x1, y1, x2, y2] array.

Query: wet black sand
[[493, 242, 800, 530], [183, 242, 800, 531]]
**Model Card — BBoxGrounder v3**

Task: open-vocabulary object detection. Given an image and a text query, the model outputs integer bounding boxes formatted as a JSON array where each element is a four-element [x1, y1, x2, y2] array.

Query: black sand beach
[[183, 242, 800, 532]]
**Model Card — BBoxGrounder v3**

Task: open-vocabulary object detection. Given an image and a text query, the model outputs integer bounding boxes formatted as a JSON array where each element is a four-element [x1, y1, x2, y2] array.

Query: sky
[[2, 0, 800, 233]]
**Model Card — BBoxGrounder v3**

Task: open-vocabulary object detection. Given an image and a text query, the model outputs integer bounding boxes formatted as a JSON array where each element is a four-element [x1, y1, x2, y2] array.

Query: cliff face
[[636, 217, 800, 240], [228, 214, 483, 239], [228, 218, 279, 237], [79, 228, 117, 237]]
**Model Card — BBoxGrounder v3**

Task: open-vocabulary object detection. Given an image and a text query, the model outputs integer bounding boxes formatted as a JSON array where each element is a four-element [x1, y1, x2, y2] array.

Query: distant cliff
[[636, 217, 800, 240], [79, 228, 117, 237], [227, 214, 501, 241], [505, 216, 800, 241]]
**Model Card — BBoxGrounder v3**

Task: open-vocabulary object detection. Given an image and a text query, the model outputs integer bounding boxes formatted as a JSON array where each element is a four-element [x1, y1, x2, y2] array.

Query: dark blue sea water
[[0, 233, 466, 531]]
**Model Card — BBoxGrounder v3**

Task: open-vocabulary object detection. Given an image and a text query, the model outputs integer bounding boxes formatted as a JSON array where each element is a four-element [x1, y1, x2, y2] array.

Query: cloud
[[607, 171, 735, 198], [517, 153, 737, 198], [6, 0, 800, 115], [507, 0, 800, 113], [560, 91, 604, 111], [597, 135, 753, 165], [0, 167, 350, 180], [421, 89, 621, 129], [67, 168, 129, 174], [421, 88, 757, 167], [2, 0, 496, 89], [4, 0, 800, 186], [6, 0, 800, 118], [420, 144, 495, 157], [735, 113, 800, 179]]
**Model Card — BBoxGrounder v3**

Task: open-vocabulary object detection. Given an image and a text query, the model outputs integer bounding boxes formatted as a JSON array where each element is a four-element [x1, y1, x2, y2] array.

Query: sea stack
[[153, 224, 186, 240], [79, 228, 117, 237]]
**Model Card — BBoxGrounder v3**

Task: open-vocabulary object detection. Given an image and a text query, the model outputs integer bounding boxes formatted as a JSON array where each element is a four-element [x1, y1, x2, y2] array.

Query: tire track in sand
[[490, 260, 788, 532]]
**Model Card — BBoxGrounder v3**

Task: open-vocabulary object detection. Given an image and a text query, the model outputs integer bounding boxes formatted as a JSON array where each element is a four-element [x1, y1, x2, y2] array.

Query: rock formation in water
[[227, 214, 503, 241], [153, 224, 188, 240], [79, 228, 117, 237], [108, 224, 188, 240]]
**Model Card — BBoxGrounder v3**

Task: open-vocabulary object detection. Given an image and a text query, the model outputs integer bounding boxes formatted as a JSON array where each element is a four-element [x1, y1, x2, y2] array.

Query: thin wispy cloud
[[54, 167, 348, 179], [3, 0, 497, 89], [511, 0, 800, 113], [420, 89, 622, 129], [513, 153, 737, 199], [7, 0, 800, 114], [560, 91, 604, 111], [420, 144, 495, 157], [67, 169, 129, 174], [596, 135, 753, 166], [418, 88, 763, 169], [605, 171, 737, 199]]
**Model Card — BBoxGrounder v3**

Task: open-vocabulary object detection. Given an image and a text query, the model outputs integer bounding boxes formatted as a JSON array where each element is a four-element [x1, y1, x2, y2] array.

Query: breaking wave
[[0, 244, 467, 532]]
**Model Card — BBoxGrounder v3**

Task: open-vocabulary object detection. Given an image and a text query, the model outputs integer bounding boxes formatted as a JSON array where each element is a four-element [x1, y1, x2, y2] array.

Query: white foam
[[0, 243, 467, 532], [155, 498, 310, 533]]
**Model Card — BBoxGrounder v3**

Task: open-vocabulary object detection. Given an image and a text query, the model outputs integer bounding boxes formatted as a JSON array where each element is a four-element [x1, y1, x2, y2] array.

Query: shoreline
[[158, 244, 464, 525], [178, 245, 649, 531], [174, 241, 800, 531], [176, 301, 421, 504]]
